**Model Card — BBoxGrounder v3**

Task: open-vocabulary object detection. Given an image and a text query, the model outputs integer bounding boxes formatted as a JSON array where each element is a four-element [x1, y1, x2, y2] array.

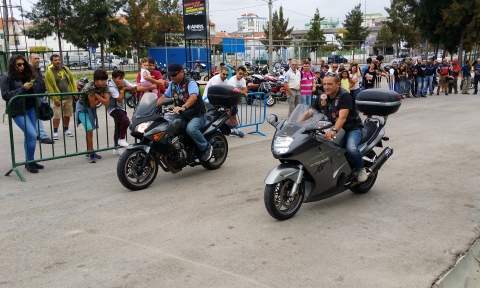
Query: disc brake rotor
[[277, 181, 298, 208]]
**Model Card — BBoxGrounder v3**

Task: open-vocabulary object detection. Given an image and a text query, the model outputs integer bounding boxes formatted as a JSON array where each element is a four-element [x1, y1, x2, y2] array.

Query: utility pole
[[268, 0, 273, 73]]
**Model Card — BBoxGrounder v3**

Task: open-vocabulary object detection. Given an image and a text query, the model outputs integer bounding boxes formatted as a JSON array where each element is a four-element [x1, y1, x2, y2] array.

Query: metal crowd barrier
[[5, 92, 125, 181], [375, 74, 396, 90], [237, 92, 267, 136], [203, 91, 267, 136]]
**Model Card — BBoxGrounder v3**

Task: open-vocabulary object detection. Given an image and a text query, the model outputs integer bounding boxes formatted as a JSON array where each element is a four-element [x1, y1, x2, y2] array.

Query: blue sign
[[222, 38, 245, 54], [89, 46, 96, 54]]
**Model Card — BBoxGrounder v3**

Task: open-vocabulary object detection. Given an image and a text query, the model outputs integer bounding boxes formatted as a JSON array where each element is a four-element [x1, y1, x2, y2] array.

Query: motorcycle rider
[[297, 73, 368, 183], [155, 62, 212, 162]]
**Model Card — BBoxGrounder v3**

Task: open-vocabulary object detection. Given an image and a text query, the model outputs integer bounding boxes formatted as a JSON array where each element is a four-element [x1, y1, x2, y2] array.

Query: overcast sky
[[209, 0, 390, 32]]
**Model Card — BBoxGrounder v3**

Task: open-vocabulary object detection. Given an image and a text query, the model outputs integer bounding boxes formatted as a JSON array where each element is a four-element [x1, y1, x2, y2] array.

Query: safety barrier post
[[5, 92, 123, 181]]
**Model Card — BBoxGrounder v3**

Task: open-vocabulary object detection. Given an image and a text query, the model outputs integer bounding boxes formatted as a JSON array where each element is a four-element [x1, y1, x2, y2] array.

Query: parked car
[[327, 55, 348, 64], [63, 55, 88, 68], [39, 59, 51, 71], [88, 59, 118, 70]]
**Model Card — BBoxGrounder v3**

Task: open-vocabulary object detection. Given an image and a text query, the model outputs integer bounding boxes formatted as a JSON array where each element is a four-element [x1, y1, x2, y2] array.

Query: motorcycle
[[117, 85, 242, 191], [246, 74, 276, 106], [263, 89, 401, 220]]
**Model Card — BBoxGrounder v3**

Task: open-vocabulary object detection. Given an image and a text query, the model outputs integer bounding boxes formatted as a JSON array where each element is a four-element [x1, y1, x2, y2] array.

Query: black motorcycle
[[117, 86, 242, 191], [263, 89, 401, 220]]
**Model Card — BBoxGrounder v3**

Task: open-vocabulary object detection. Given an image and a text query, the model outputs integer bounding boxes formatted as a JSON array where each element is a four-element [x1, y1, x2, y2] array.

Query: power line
[[210, 4, 267, 13]]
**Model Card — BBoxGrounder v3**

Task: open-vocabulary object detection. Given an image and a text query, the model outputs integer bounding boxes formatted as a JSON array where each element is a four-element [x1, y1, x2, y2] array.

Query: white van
[[63, 55, 88, 68]]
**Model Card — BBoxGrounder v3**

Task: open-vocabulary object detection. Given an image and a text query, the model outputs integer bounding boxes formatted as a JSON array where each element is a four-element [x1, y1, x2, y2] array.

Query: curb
[[433, 237, 480, 288]]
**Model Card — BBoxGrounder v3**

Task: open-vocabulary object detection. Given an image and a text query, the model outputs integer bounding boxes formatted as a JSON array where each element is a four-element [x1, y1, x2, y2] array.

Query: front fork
[[289, 164, 304, 197]]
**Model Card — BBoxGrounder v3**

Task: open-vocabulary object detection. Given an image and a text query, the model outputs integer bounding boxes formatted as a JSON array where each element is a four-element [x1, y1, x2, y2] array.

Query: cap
[[167, 63, 183, 76], [453, 59, 458, 63]]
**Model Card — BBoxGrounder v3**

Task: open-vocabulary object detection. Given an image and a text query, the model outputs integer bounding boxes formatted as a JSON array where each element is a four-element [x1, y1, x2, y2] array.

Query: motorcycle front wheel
[[117, 148, 159, 191], [264, 179, 305, 220], [266, 93, 276, 107], [201, 132, 228, 170]]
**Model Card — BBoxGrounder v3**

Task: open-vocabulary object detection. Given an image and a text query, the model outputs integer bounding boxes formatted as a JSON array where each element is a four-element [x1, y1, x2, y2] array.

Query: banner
[[183, 0, 208, 40]]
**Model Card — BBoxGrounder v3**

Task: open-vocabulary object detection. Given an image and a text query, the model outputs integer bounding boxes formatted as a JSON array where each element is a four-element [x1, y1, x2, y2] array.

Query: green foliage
[[374, 25, 394, 50], [321, 44, 339, 53], [342, 4, 369, 50], [305, 8, 326, 52], [29, 46, 53, 53], [261, 6, 294, 57]]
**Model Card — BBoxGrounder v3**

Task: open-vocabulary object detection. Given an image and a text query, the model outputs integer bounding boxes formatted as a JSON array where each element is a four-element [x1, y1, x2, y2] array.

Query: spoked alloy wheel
[[264, 179, 305, 220], [201, 132, 228, 170], [266, 94, 276, 107], [117, 148, 159, 191]]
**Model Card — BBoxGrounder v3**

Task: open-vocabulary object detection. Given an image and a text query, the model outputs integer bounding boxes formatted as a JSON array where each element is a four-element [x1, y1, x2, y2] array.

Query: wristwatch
[[331, 127, 337, 132], [182, 104, 187, 109]]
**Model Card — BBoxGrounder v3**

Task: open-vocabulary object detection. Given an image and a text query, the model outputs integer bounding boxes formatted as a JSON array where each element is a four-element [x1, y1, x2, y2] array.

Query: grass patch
[[73, 70, 139, 82]]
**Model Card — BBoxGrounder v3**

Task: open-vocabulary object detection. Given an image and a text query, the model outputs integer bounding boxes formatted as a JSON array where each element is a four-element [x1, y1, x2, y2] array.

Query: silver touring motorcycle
[[264, 89, 402, 220]]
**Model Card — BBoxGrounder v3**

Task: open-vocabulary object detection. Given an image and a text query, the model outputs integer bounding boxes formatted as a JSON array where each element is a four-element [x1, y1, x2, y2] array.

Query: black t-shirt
[[312, 87, 361, 132]]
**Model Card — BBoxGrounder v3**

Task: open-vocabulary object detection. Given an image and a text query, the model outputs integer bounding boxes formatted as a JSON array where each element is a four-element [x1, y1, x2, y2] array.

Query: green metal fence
[[5, 92, 124, 181]]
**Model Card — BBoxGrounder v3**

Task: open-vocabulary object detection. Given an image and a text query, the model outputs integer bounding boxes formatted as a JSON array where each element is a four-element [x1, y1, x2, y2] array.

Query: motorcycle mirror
[[163, 98, 174, 106], [267, 114, 278, 126]]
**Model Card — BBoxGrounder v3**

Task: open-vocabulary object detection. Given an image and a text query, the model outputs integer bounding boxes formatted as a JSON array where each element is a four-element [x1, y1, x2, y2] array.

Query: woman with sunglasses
[[0, 54, 44, 173]]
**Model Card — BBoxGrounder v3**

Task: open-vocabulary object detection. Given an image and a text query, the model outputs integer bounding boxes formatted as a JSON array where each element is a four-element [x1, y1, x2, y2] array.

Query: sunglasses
[[332, 66, 338, 68], [222, 73, 228, 76], [16, 62, 25, 67], [325, 72, 337, 76]]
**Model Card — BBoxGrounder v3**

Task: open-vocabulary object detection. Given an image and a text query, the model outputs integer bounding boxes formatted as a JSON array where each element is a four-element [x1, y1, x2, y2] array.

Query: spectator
[[461, 60, 471, 94], [362, 62, 377, 90], [474, 58, 480, 94], [194, 61, 202, 80], [349, 63, 362, 99], [0, 54, 44, 173], [107, 70, 136, 156], [300, 60, 315, 106], [227, 66, 248, 137], [45, 54, 77, 140], [138, 58, 158, 95], [136, 57, 164, 99], [77, 69, 110, 163], [203, 67, 229, 102], [219, 62, 233, 80], [449, 59, 460, 94], [29, 53, 54, 144], [284, 59, 301, 116]]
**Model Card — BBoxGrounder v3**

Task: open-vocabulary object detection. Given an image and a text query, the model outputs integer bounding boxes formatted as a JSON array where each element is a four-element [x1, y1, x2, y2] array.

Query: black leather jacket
[[0, 72, 35, 117]]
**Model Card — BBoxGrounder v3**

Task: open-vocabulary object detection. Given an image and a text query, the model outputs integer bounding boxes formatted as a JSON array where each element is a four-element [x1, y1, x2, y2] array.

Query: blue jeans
[[37, 120, 49, 139], [13, 107, 37, 161], [345, 128, 363, 170], [186, 114, 208, 151], [300, 95, 312, 106], [416, 76, 425, 96], [424, 75, 434, 95], [351, 89, 361, 99]]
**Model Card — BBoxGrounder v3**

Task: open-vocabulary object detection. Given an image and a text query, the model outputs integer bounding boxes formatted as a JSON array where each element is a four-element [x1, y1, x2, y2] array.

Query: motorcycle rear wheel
[[201, 132, 228, 170], [264, 179, 305, 220], [117, 148, 159, 191]]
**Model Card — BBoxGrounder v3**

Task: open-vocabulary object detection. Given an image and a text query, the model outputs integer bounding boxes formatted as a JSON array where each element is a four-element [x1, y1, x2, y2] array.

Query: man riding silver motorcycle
[[298, 72, 368, 182]]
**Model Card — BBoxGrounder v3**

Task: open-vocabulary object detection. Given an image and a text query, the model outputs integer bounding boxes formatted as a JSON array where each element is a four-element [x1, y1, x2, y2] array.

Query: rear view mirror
[[267, 114, 278, 126]]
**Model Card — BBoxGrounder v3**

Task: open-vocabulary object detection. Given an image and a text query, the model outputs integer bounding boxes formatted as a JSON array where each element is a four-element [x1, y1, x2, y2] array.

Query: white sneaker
[[118, 138, 129, 147], [113, 148, 124, 156], [355, 168, 368, 183], [53, 133, 59, 140], [65, 130, 74, 137]]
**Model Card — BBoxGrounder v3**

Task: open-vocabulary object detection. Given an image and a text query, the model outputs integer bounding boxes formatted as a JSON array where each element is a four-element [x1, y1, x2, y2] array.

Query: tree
[[385, 0, 421, 56], [261, 6, 294, 59], [374, 25, 395, 52], [154, 0, 183, 46], [64, 0, 130, 68], [342, 4, 369, 58], [23, 0, 72, 59], [305, 8, 325, 53]]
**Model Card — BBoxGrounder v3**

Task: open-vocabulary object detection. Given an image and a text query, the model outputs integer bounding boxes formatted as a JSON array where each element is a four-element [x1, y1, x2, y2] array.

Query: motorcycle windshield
[[287, 104, 328, 126], [135, 93, 157, 118]]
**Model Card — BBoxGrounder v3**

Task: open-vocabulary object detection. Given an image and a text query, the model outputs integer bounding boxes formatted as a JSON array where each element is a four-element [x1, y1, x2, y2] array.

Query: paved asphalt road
[[0, 91, 479, 287]]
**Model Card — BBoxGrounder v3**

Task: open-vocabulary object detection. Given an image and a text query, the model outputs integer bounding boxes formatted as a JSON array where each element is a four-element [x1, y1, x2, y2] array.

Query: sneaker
[[118, 138, 129, 148], [40, 138, 54, 144], [231, 129, 245, 138], [354, 168, 368, 183], [65, 130, 74, 137], [113, 148, 124, 156], [88, 154, 96, 163], [200, 143, 213, 162], [53, 133, 59, 140], [236, 130, 245, 138]]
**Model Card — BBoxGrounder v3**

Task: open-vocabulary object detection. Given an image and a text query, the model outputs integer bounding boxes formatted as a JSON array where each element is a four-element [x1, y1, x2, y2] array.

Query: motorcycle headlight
[[273, 136, 294, 154], [135, 121, 153, 134]]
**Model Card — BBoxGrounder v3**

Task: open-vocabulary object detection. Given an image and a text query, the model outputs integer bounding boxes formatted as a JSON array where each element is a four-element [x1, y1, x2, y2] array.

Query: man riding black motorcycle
[[298, 73, 368, 182], [155, 62, 212, 161]]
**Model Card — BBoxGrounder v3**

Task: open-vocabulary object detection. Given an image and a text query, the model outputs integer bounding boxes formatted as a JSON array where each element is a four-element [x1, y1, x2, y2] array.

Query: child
[[340, 70, 354, 92], [140, 58, 158, 95]]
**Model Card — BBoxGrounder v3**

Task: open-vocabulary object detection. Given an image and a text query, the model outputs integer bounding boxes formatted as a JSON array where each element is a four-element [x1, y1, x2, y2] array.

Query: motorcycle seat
[[360, 120, 379, 145]]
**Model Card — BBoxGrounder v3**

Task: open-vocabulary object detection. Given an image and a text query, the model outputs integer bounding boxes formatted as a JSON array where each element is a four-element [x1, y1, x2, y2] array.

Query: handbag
[[38, 101, 53, 121]]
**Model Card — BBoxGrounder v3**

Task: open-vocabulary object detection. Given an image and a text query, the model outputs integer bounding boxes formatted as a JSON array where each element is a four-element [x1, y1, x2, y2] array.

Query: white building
[[361, 13, 387, 27], [237, 13, 267, 33]]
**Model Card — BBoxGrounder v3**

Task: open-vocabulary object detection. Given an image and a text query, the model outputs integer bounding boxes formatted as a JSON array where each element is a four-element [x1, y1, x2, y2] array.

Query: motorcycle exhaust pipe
[[367, 147, 394, 175]]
